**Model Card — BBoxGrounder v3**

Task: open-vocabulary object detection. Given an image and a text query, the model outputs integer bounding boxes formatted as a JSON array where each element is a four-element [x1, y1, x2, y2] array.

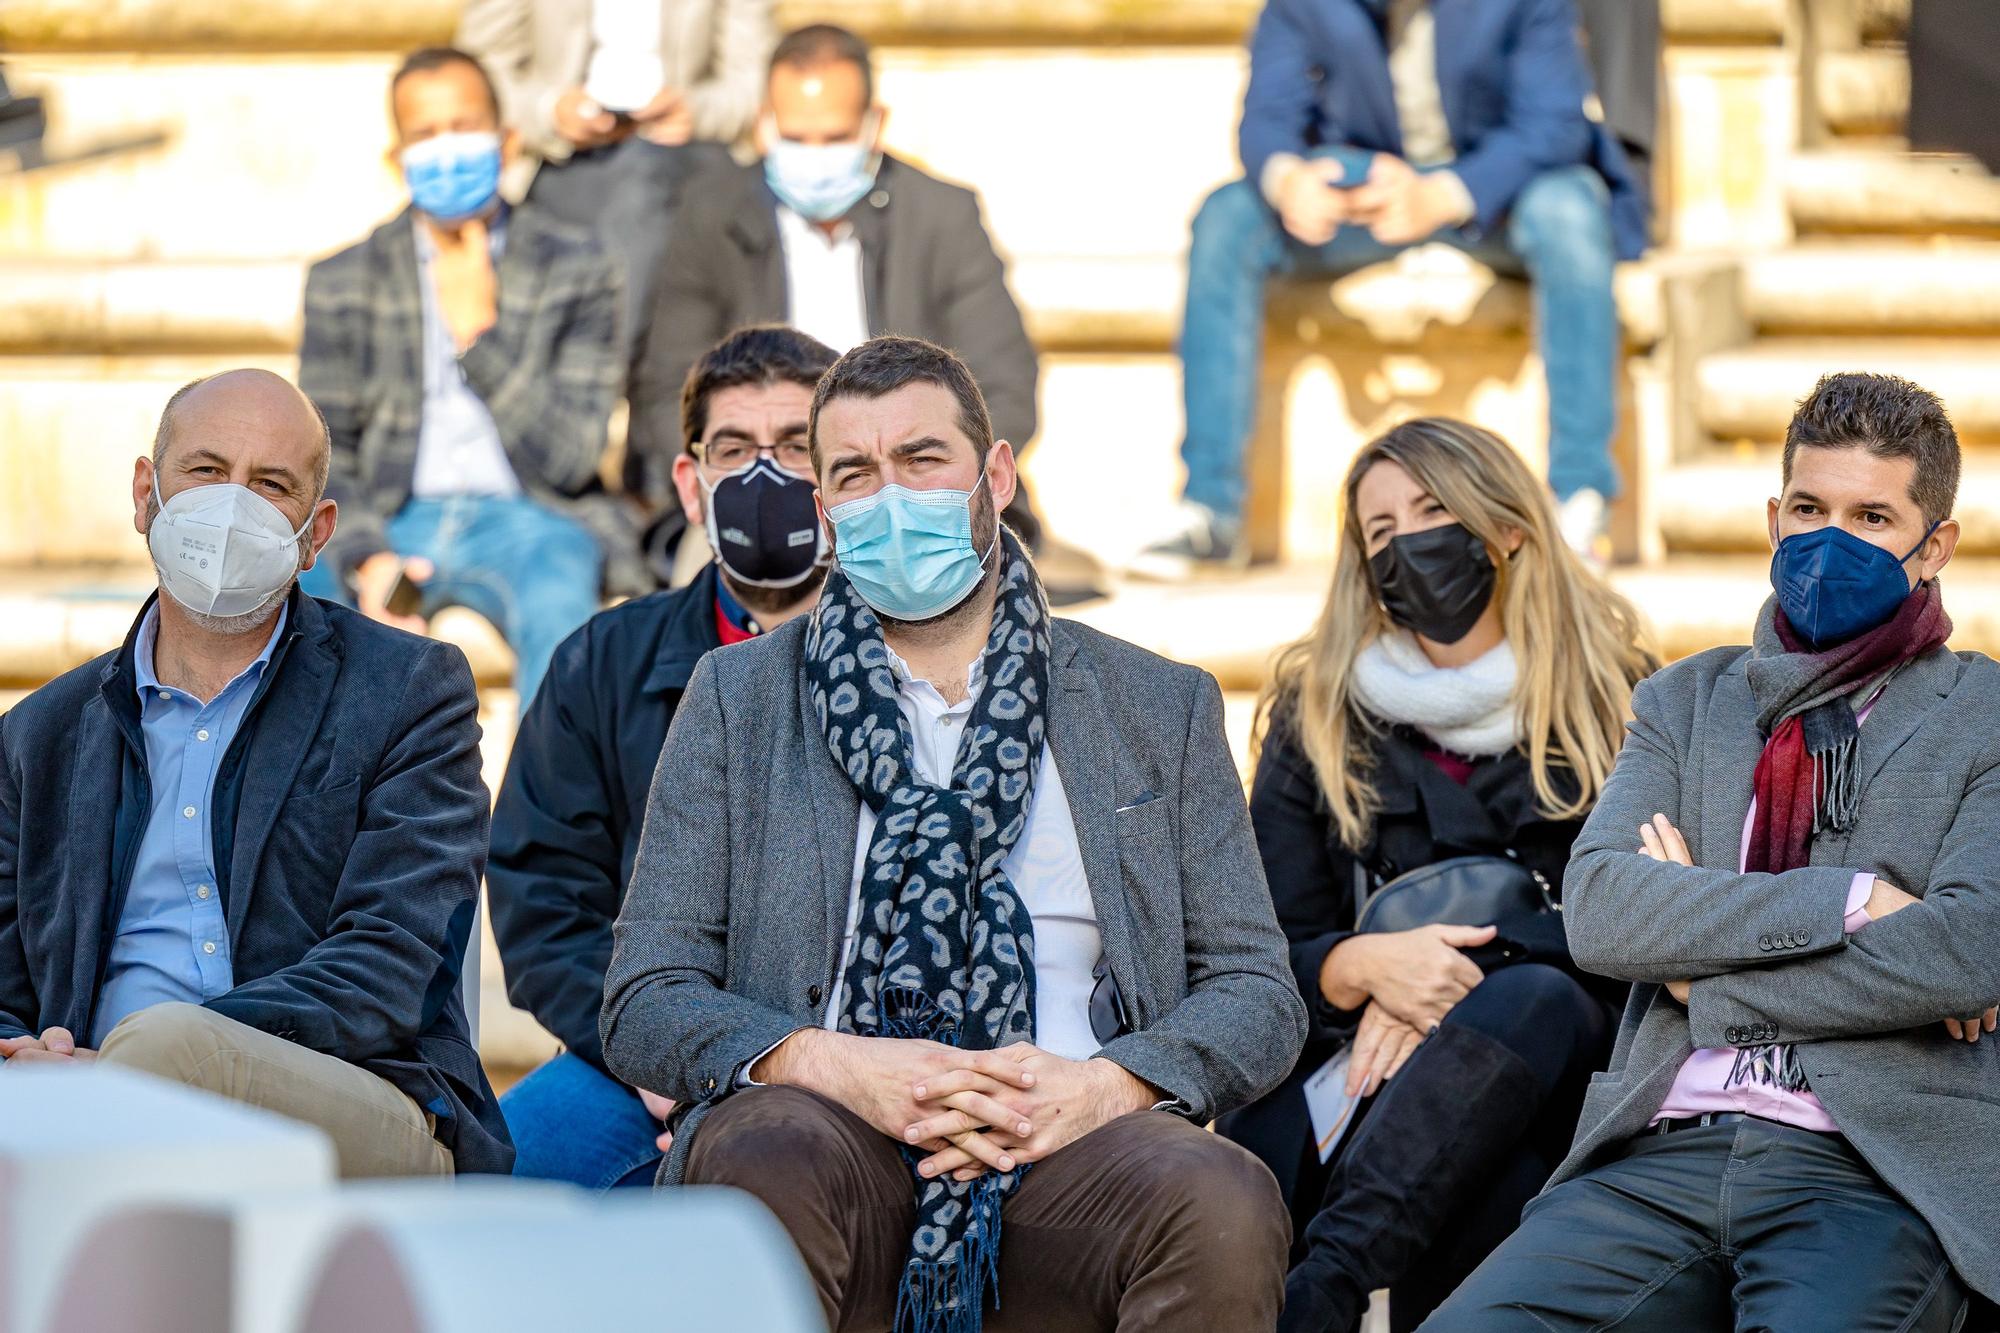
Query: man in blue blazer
[[0, 368, 510, 1176], [1134, 0, 1649, 578]]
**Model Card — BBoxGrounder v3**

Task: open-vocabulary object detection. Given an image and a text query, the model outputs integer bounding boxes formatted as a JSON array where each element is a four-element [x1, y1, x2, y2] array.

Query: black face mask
[[1368, 521, 1497, 644], [702, 457, 828, 588]]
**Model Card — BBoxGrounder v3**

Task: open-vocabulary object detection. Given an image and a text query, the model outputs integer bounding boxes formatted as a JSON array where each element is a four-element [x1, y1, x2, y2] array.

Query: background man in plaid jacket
[[299, 46, 635, 712]]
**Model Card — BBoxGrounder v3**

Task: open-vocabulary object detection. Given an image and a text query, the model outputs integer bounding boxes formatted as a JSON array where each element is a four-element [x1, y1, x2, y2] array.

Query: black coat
[[0, 589, 511, 1172], [486, 562, 725, 1072], [1249, 711, 1625, 1054], [623, 155, 1040, 513]]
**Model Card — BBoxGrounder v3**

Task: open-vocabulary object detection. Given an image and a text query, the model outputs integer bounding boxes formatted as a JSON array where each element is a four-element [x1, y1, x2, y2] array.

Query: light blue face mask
[[763, 115, 880, 222], [402, 131, 503, 224], [827, 475, 995, 622]]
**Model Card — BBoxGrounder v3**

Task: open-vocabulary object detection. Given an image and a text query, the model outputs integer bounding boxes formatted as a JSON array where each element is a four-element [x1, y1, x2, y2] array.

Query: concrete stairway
[[1645, 0, 2000, 654]]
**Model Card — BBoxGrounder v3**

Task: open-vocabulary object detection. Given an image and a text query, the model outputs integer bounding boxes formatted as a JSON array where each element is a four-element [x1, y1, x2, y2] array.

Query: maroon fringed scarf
[[1744, 581, 1952, 875]]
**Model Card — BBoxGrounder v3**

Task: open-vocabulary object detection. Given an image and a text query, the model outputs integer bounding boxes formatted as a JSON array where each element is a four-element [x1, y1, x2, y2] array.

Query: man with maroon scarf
[[1425, 372, 1999, 1330]]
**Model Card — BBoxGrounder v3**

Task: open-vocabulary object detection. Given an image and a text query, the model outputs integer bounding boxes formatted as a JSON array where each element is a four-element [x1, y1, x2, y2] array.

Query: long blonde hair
[[1257, 418, 1656, 849]]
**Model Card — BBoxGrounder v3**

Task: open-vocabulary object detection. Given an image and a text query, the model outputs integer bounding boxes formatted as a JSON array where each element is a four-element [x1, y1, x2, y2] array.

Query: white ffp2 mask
[[148, 481, 313, 618]]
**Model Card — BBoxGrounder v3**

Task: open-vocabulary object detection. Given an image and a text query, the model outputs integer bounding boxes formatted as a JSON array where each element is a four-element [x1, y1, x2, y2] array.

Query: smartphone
[[384, 567, 425, 619]]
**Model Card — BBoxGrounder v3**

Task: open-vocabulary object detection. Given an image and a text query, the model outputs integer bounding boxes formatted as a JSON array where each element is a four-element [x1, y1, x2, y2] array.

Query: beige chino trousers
[[97, 1002, 453, 1178]]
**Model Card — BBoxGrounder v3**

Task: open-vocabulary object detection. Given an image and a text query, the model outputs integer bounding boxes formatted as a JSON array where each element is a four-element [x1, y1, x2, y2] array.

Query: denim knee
[[1506, 168, 1614, 271], [1189, 178, 1283, 273]]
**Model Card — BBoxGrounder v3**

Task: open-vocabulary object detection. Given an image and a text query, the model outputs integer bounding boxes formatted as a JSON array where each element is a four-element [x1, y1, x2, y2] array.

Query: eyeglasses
[[694, 440, 815, 475]]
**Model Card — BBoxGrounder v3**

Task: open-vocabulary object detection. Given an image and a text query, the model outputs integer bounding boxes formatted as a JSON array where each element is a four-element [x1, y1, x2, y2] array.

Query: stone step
[[1655, 449, 2000, 553], [1788, 149, 2000, 236], [1695, 337, 2000, 443], [1740, 240, 2000, 334], [1816, 47, 1908, 138]]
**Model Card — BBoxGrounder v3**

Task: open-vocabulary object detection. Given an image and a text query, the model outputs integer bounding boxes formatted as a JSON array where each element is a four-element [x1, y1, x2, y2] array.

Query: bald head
[[153, 369, 332, 506]]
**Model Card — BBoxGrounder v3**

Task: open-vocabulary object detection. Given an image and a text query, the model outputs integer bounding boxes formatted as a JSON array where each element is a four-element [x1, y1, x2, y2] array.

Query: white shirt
[[410, 219, 521, 500], [777, 206, 871, 355], [582, 0, 667, 113], [823, 646, 1104, 1063]]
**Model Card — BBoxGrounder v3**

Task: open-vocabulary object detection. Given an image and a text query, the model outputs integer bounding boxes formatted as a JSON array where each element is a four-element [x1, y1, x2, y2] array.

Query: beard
[[722, 563, 830, 618], [144, 492, 304, 635], [173, 582, 294, 635], [874, 484, 1003, 632]]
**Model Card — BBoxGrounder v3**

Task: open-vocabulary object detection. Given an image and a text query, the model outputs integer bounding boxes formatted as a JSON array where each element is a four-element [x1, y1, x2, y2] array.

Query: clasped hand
[[0, 1026, 97, 1064], [1636, 812, 1995, 1040]]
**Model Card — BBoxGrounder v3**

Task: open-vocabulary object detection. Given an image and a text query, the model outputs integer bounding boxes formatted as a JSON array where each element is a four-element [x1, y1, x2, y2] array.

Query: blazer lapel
[[796, 668, 861, 978], [1044, 628, 1141, 1008], [224, 628, 338, 945], [379, 211, 426, 404], [1698, 660, 1765, 871], [849, 165, 892, 335], [1334, 0, 1404, 155], [493, 208, 550, 361], [1854, 647, 1958, 797]]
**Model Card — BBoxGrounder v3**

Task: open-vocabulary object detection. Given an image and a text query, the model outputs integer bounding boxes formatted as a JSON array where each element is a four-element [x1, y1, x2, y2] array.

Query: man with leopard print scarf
[[601, 335, 1307, 1333]]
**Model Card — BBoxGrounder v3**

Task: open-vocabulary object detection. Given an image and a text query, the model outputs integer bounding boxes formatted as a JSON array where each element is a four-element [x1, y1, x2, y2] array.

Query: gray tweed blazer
[[1555, 634, 2000, 1301], [601, 617, 1308, 1182]]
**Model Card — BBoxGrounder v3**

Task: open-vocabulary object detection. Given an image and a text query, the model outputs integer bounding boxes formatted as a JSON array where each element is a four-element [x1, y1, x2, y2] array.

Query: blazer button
[[1758, 934, 1773, 951], [704, 1076, 717, 1094], [1726, 1026, 1742, 1042], [808, 984, 823, 1006], [1798, 930, 1811, 947]]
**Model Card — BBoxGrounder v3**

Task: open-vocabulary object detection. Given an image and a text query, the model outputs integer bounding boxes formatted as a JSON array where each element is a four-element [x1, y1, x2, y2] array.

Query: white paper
[[1303, 1048, 1363, 1164]]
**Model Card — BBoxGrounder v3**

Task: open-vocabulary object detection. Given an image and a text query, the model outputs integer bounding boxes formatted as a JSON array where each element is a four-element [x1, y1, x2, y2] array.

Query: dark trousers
[[684, 1085, 1290, 1333], [1423, 1118, 1969, 1331]]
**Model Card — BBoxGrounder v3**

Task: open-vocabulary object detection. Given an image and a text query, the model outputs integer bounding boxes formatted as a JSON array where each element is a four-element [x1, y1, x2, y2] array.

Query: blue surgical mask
[[1771, 521, 1939, 649], [763, 115, 880, 222], [403, 131, 503, 224], [827, 476, 994, 622]]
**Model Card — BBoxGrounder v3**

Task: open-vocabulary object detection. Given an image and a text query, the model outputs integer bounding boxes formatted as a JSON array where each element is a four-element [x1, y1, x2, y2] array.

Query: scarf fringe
[[1811, 729, 1860, 836], [893, 1177, 1008, 1333], [1727, 1043, 1813, 1095]]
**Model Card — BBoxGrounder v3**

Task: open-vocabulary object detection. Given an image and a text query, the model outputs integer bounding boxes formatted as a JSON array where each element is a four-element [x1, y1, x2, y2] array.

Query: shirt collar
[[134, 600, 289, 705], [882, 641, 985, 709], [713, 574, 763, 637]]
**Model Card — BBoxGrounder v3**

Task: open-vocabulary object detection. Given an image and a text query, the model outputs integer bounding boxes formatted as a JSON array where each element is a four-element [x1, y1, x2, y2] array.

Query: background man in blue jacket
[[489, 325, 838, 1188], [0, 369, 510, 1177], [1134, 0, 1649, 578]]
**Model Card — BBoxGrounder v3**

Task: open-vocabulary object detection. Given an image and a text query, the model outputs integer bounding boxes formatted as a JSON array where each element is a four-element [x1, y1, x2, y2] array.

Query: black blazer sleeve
[[486, 623, 627, 1072], [1249, 713, 1366, 1046], [927, 185, 1039, 453], [625, 189, 740, 510]]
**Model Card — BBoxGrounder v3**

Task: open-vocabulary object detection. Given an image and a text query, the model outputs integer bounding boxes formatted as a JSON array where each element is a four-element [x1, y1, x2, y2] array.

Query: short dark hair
[[1783, 372, 1960, 526], [808, 335, 993, 475], [769, 23, 874, 106], [390, 47, 502, 128], [681, 325, 840, 448]]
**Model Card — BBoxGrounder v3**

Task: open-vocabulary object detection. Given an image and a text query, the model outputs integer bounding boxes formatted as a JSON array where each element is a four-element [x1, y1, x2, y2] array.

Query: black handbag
[[1353, 854, 1570, 967]]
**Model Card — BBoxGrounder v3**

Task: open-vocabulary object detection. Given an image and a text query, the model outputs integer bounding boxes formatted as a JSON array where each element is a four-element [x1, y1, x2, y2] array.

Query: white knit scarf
[[1349, 630, 1523, 757]]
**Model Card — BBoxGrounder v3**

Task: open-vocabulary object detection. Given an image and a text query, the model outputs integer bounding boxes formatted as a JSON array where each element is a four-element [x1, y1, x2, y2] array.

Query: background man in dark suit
[[0, 369, 509, 1177], [626, 26, 1072, 584]]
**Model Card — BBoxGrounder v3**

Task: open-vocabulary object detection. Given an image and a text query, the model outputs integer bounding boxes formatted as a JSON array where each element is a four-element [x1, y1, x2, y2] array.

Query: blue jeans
[[301, 495, 600, 711], [501, 1051, 663, 1190], [1178, 149, 1620, 522]]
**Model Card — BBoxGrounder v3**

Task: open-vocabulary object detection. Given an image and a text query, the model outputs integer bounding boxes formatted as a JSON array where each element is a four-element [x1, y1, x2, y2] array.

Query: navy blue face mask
[[1770, 521, 1940, 649]]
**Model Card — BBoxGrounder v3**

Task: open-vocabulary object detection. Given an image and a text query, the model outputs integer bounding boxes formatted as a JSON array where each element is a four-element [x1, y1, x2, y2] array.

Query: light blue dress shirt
[[90, 603, 288, 1048], [410, 213, 521, 500]]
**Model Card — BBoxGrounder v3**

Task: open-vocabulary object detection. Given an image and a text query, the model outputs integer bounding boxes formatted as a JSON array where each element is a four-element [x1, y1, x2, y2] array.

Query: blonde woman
[[1215, 418, 1656, 1333]]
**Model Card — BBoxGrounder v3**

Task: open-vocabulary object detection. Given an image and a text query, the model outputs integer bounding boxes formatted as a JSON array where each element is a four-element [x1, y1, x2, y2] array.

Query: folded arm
[[599, 657, 802, 1104], [1096, 671, 1309, 1121], [205, 644, 489, 1061], [1687, 761, 2000, 1043], [1564, 674, 1857, 982]]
